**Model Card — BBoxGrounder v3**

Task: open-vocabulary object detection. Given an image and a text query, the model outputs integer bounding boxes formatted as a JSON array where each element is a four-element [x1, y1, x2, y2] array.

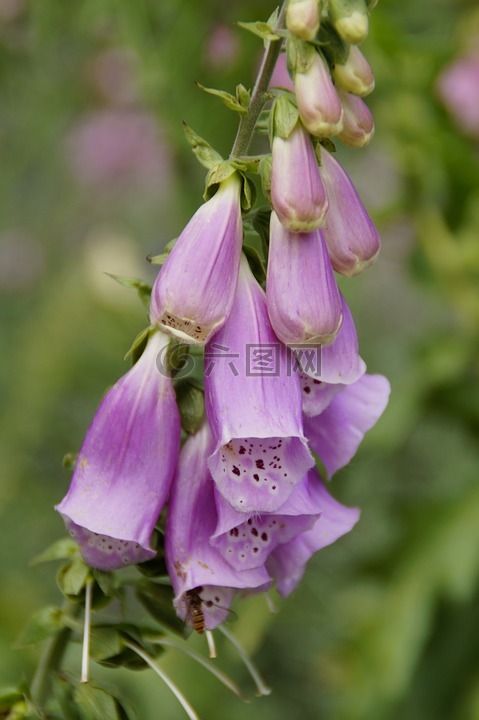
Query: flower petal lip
[[211, 470, 323, 573], [298, 292, 366, 393], [304, 373, 391, 477], [149, 173, 243, 345], [271, 123, 329, 232], [320, 148, 381, 276], [266, 468, 360, 596], [56, 331, 181, 571], [294, 52, 344, 137], [166, 422, 271, 631], [267, 213, 343, 347], [205, 256, 315, 514], [286, 0, 320, 42]]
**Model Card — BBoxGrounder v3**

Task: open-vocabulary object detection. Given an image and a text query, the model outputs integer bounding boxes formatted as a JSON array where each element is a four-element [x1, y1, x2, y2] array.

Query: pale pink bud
[[271, 122, 328, 232], [338, 89, 375, 147], [286, 0, 320, 42], [294, 53, 344, 137], [333, 45, 375, 96]]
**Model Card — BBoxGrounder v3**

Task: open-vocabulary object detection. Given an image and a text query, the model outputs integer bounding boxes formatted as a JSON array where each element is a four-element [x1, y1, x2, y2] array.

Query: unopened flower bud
[[267, 212, 343, 346], [319, 148, 380, 276], [271, 122, 328, 232], [150, 174, 243, 345], [338, 89, 374, 147], [286, 0, 320, 42], [294, 51, 344, 137], [329, 0, 369, 44], [333, 44, 375, 96]]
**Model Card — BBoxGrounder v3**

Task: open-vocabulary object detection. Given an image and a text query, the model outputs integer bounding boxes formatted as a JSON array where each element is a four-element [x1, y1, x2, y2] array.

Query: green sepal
[[240, 173, 257, 212], [243, 245, 267, 286], [174, 380, 205, 434], [56, 558, 90, 598], [286, 34, 317, 77], [317, 20, 349, 66], [62, 452, 78, 470], [0, 689, 24, 714], [15, 606, 65, 647], [230, 155, 265, 173], [269, 94, 300, 141], [195, 82, 249, 114], [147, 237, 177, 265], [314, 137, 337, 165], [92, 624, 161, 670], [182, 121, 223, 170], [31, 537, 79, 566], [162, 340, 191, 378], [136, 580, 185, 636], [258, 155, 272, 203], [123, 326, 151, 366], [204, 162, 237, 199], [91, 568, 120, 598], [236, 20, 281, 42], [105, 274, 151, 310], [252, 206, 272, 256], [74, 683, 123, 720], [89, 626, 123, 662], [255, 109, 270, 135]]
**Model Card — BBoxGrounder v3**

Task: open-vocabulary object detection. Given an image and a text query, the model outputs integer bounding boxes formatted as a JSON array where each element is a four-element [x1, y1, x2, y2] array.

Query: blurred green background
[[1, 0, 479, 718]]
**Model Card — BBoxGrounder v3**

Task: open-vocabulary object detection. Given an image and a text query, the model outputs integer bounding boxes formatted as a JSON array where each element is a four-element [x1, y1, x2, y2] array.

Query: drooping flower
[[294, 51, 344, 137], [211, 468, 327, 572], [303, 373, 390, 477], [166, 422, 271, 632], [205, 255, 315, 514], [150, 173, 243, 345], [266, 212, 342, 346], [319, 147, 380, 276], [56, 331, 181, 571], [298, 292, 366, 413], [338, 89, 375, 148], [269, 52, 295, 92], [333, 44, 375, 97], [286, 0, 320, 42], [267, 468, 360, 596], [271, 121, 329, 232]]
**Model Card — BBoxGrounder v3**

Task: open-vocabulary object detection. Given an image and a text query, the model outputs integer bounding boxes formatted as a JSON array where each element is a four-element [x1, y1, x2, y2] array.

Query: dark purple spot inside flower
[[261, 533, 268, 542], [232, 465, 240, 476], [303, 386, 311, 394], [239, 446, 246, 455], [251, 528, 258, 537], [256, 459, 265, 469], [253, 473, 259, 481]]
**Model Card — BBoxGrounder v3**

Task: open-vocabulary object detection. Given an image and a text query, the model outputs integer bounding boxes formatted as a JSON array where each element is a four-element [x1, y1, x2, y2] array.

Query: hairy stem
[[230, 2, 288, 158]]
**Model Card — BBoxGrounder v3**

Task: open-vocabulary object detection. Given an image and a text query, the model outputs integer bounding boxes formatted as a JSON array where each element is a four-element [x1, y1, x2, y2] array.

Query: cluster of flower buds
[[56, 0, 388, 637]]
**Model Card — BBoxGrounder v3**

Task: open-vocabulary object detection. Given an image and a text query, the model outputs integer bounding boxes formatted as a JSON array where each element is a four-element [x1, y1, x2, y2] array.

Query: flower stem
[[230, 2, 288, 158], [30, 602, 80, 709]]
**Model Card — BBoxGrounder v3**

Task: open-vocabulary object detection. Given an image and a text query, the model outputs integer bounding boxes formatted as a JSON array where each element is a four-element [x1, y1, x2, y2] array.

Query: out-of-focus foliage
[[0, 0, 478, 718]]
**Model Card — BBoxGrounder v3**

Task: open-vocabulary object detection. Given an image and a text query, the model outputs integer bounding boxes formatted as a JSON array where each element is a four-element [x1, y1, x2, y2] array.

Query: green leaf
[[147, 237, 177, 265], [175, 381, 205, 435], [195, 82, 247, 114], [57, 558, 90, 598], [123, 326, 151, 365], [90, 569, 119, 597], [236, 20, 280, 42], [31, 538, 79, 566], [136, 581, 184, 636], [182, 122, 223, 170], [243, 245, 267, 285], [252, 206, 272, 256], [74, 684, 119, 720], [236, 83, 251, 110], [105, 274, 151, 310], [16, 606, 65, 647], [89, 627, 123, 662], [269, 94, 300, 140], [0, 689, 24, 713], [204, 162, 237, 199]]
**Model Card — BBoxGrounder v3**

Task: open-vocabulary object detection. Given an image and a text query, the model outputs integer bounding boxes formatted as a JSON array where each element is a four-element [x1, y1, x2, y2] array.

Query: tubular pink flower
[[333, 44, 375, 97], [286, 0, 320, 42], [166, 423, 271, 631], [266, 212, 342, 346], [269, 52, 295, 92], [56, 331, 181, 571], [294, 52, 344, 137], [338, 89, 375, 147], [320, 148, 380, 276], [266, 468, 360, 596], [271, 122, 329, 232], [150, 174, 243, 345], [304, 373, 390, 477], [298, 292, 366, 406], [211, 470, 324, 572], [205, 256, 315, 514]]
